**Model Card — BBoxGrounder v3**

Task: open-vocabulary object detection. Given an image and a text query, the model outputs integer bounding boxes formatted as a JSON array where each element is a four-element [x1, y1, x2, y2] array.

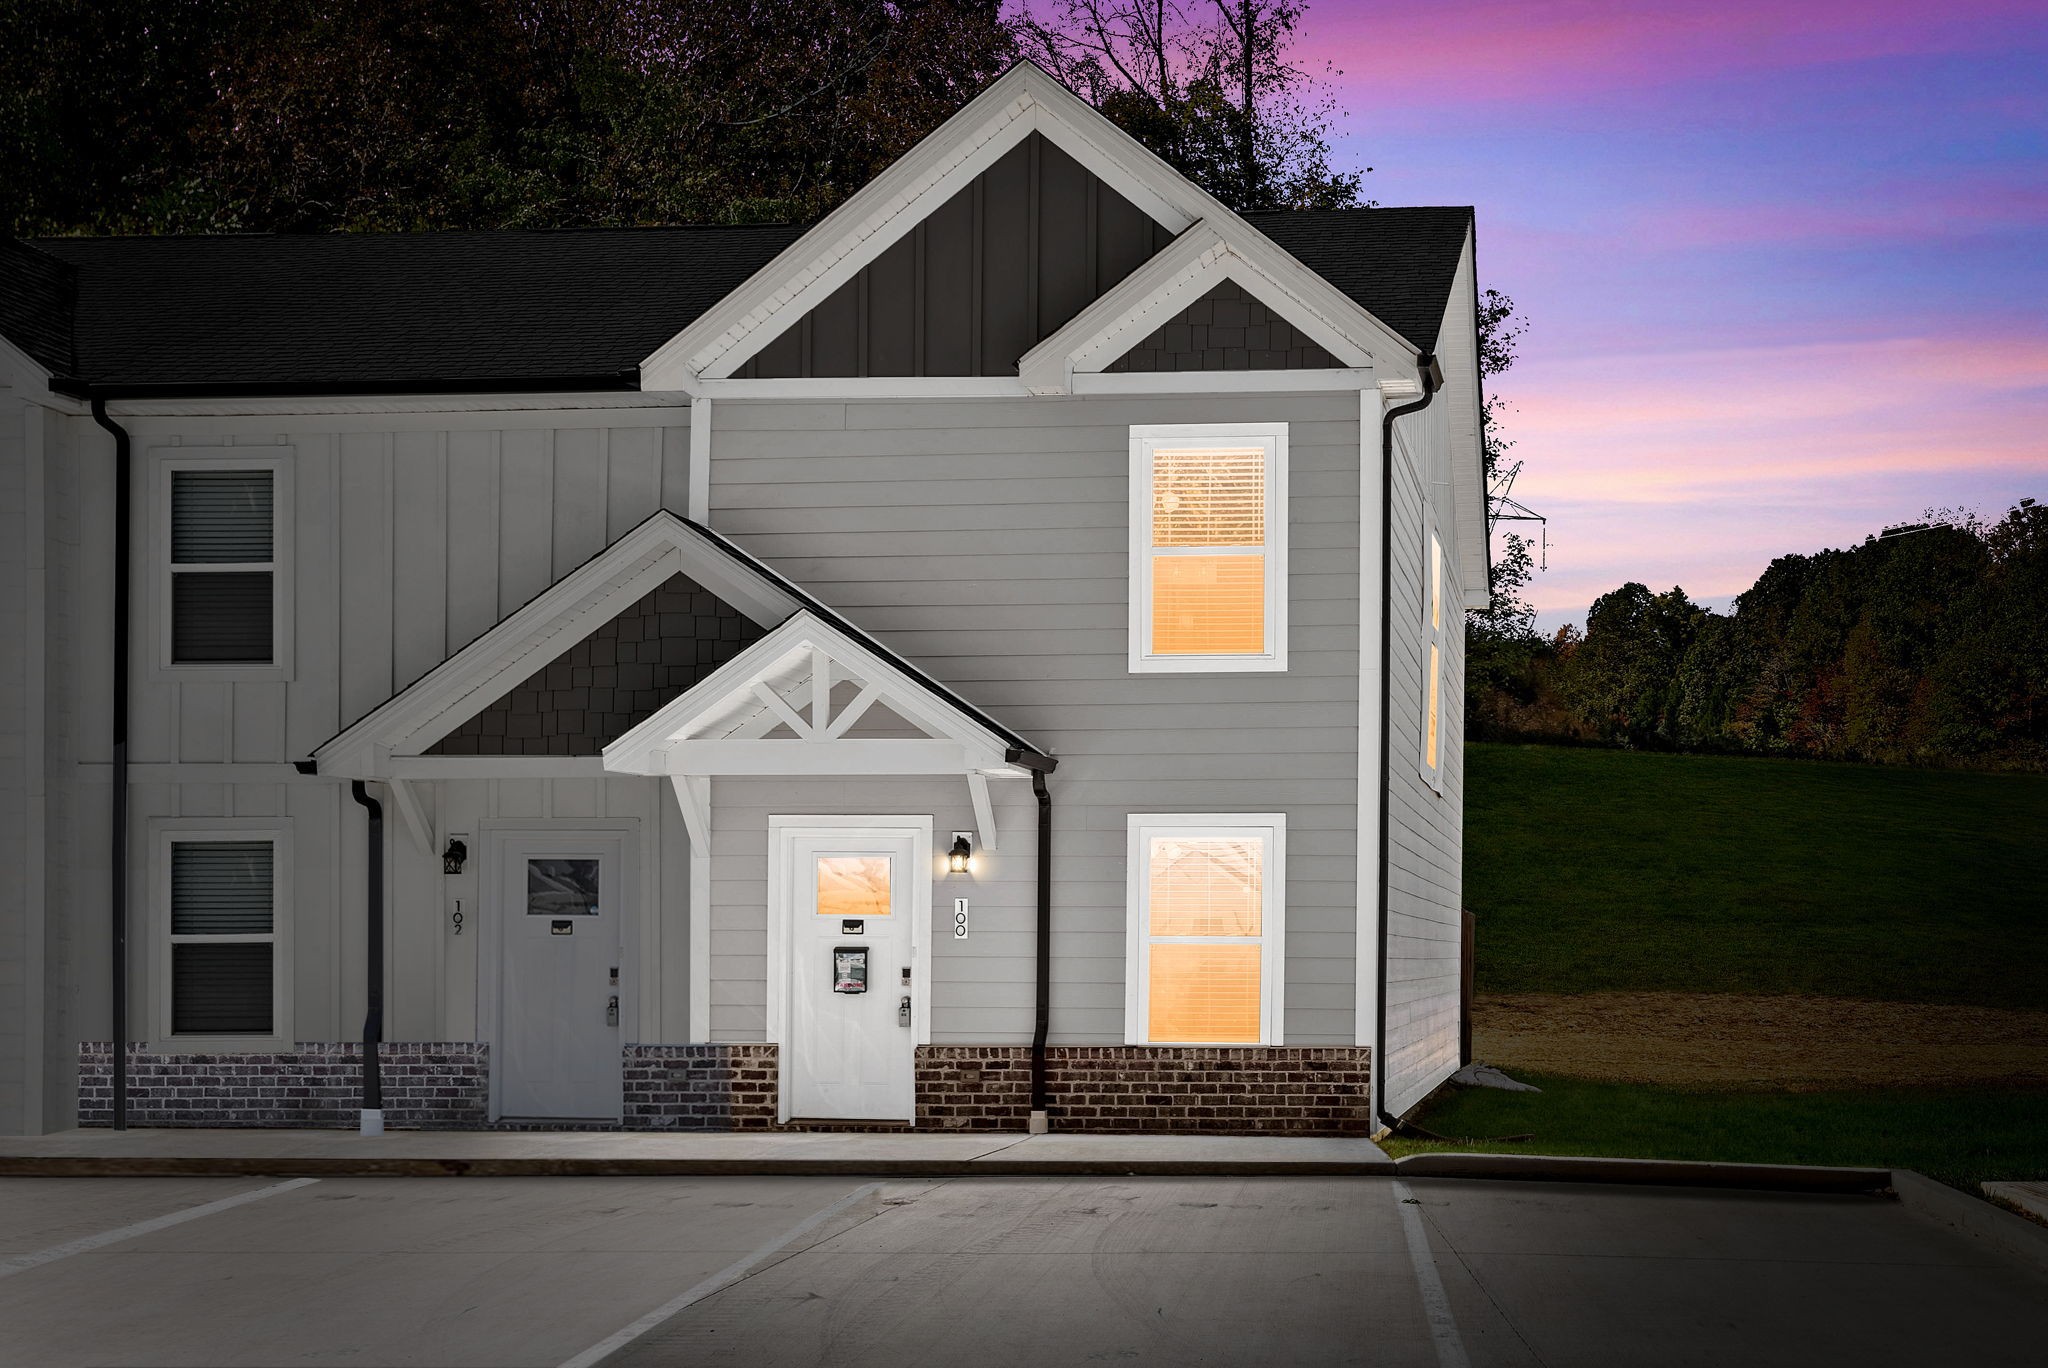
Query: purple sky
[[1303, 0, 2048, 627]]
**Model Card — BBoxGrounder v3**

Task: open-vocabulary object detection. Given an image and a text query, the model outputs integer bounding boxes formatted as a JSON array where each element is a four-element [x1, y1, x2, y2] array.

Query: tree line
[[1468, 501, 2048, 771], [1, 0, 1368, 236]]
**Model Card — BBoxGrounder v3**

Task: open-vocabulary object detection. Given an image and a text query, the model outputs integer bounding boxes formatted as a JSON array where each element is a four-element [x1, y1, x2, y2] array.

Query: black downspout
[[1006, 748, 1058, 1126], [89, 400, 130, 1130], [1375, 356, 1441, 1136], [349, 782, 385, 1131]]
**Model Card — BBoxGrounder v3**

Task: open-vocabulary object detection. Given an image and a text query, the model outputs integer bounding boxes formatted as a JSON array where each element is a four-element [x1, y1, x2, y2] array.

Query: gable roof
[[0, 209, 1468, 398], [313, 509, 1045, 776], [1246, 207, 1474, 353]]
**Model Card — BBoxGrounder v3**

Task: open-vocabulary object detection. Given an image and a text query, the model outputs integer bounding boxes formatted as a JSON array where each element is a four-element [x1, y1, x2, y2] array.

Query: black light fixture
[[442, 838, 468, 876], [947, 833, 973, 874]]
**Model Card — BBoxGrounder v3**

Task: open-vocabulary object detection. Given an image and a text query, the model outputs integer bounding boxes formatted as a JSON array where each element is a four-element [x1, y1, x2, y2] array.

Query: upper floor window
[[1420, 525, 1446, 791], [1129, 423, 1287, 672], [155, 452, 292, 677]]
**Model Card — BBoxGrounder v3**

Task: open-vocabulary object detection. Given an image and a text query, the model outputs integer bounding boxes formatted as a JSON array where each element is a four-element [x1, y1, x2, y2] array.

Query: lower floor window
[[1126, 814, 1286, 1045], [169, 838, 278, 1035]]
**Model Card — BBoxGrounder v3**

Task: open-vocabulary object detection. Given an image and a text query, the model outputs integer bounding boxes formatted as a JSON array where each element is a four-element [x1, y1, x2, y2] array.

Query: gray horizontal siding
[[712, 394, 1363, 1046]]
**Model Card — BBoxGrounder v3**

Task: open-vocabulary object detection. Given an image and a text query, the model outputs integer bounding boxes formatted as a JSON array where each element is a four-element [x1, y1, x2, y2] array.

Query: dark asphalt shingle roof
[[2, 208, 1470, 395], [1245, 206, 1474, 352]]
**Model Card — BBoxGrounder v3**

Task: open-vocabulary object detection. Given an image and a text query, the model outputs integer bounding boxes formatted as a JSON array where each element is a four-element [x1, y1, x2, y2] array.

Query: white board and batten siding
[[710, 393, 1364, 1047], [67, 409, 698, 1051]]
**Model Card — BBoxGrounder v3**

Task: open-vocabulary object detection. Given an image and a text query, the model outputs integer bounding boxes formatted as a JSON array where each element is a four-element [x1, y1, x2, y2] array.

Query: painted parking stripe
[[1392, 1179, 1471, 1368], [0, 1177, 320, 1280], [558, 1181, 884, 1368]]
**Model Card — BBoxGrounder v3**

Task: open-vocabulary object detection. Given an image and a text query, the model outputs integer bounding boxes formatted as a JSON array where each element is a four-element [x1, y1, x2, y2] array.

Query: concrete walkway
[[0, 1127, 1396, 1177]]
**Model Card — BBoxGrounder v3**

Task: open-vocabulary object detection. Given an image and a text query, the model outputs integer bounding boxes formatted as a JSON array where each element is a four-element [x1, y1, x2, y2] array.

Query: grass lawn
[[1383, 1072, 2048, 1191], [1465, 743, 2048, 1009]]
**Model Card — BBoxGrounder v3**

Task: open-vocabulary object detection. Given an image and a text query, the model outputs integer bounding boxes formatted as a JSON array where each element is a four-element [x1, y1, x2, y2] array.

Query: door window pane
[[1147, 944, 1261, 1043], [528, 858, 601, 915], [817, 855, 891, 918]]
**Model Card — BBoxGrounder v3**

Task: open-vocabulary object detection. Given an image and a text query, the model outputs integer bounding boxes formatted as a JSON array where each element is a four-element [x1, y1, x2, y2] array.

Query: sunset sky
[[1306, 0, 2047, 627]]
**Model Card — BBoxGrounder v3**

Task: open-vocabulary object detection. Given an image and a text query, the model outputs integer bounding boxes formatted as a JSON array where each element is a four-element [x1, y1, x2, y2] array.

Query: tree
[[1015, 0, 1361, 210], [1, 0, 1019, 235]]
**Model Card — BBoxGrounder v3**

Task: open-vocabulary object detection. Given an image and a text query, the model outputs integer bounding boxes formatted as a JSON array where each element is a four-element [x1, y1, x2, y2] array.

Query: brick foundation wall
[[919, 1045, 1374, 1135], [75, 1042, 1370, 1134], [78, 1043, 489, 1128], [621, 1044, 779, 1130]]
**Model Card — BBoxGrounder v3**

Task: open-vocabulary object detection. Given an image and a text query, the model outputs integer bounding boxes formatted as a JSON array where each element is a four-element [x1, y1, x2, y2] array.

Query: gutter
[[87, 400, 131, 1130], [1374, 353, 1442, 1136], [348, 782, 386, 1135], [1004, 747, 1059, 1132]]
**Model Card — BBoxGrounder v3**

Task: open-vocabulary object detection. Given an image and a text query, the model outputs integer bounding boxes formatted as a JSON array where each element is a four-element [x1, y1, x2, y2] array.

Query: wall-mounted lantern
[[947, 832, 973, 874], [442, 838, 468, 876]]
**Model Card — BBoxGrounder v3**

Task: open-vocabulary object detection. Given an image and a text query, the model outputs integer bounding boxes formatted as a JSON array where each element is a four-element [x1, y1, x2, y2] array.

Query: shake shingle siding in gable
[[709, 394, 1362, 1047]]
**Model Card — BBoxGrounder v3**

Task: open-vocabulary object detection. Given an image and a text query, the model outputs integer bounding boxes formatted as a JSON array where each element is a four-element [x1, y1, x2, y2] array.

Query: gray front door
[[495, 834, 624, 1120]]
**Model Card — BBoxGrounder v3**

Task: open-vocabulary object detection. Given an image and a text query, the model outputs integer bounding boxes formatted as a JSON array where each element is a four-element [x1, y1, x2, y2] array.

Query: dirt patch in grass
[[1474, 992, 2048, 1090]]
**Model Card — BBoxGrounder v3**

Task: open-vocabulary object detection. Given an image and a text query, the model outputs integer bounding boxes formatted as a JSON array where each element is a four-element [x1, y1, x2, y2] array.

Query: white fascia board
[[638, 61, 1231, 390], [313, 511, 802, 774], [1443, 228, 1490, 608], [1073, 369, 1376, 395], [692, 376, 1031, 400], [1019, 223, 1416, 394]]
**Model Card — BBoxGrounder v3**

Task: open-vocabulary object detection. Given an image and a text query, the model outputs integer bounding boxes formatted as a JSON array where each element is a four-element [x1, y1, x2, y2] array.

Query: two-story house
[[0, 63, 1484, 1137]]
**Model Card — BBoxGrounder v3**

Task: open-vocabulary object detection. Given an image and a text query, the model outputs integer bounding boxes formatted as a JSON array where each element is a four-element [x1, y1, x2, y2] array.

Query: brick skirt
[[79, 1042, 1371, 1135]]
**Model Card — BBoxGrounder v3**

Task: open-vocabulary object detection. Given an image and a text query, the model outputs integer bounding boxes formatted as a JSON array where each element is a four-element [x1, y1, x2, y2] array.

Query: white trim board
[[1020, 224, 1410, 395]]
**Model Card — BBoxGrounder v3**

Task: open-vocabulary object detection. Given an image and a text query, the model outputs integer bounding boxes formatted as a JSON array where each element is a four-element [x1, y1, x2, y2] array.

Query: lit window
[[1420, 526, 1446, 789], [1130, 425, 1287, 671], [1126, 815, 1285, 1044], [816, 854, 892, 919], [163, 462, 283, 667], [168, 838, 279, 1036]]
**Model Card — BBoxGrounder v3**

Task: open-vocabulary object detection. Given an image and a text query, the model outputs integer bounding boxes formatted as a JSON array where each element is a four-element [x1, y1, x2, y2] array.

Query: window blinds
[[171, 469, 274, 665], [1143, 834, 1266, 1043], [1149, 445, 1268, 657], [170, 841, 274, 1035]]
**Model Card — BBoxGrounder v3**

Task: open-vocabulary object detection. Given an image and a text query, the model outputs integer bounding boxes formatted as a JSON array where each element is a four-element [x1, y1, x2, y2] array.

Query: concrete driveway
[[2, 1173, 2042, 1367]]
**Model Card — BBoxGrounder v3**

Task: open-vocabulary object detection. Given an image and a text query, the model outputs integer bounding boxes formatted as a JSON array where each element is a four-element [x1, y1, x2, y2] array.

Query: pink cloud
[[1317, 0, 2045, 110], [1493, 329, 2047, 610]]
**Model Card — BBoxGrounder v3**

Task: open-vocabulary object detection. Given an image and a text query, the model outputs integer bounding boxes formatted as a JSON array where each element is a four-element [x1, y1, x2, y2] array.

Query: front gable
[[312, 512, 803, 777], [640, 61, 1425, 392], [736, 133, 1173, 379]]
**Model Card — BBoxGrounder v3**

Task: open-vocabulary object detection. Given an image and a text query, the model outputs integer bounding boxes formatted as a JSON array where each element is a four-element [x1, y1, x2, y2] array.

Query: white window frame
[[1124, 813, 1287, 1046], [151, 448, 295, 682], [149, 818, 294, 1052], [1128, 422, 1288, 673], [1419, 517, 1447, 794]]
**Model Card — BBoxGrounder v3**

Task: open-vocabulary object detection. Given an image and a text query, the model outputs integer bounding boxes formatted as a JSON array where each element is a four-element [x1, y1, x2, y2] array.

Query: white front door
[[494, 834, 626, 1120], [774, 821, 929, 1123]]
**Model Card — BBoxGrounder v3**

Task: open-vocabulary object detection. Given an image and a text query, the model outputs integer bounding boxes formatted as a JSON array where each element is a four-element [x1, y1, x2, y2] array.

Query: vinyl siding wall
[[709, 393, 1363, 1046], [0, 391, 29, 1132], [1378, 252, 1473, 1116]]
